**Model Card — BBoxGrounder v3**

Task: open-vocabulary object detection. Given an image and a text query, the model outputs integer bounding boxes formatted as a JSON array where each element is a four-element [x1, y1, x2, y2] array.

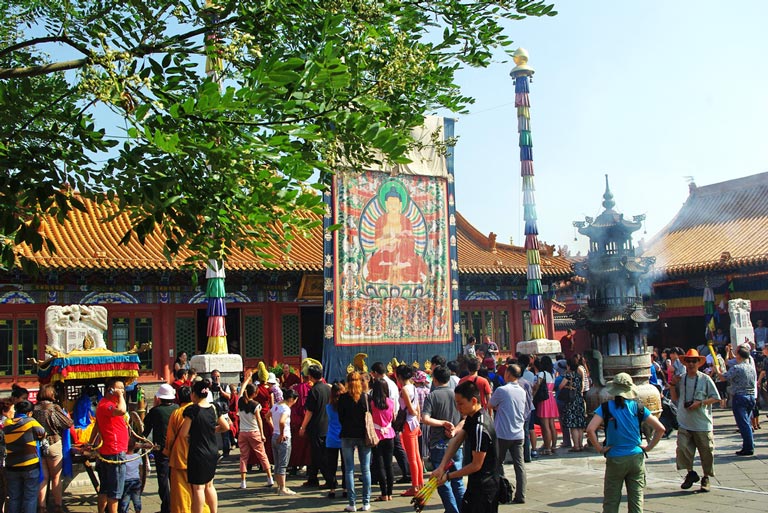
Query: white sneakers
[[240, 480, 247, 489], [343, 506, 356, 512], [361, 505, 371, 511], [278, 487, 297, 496]]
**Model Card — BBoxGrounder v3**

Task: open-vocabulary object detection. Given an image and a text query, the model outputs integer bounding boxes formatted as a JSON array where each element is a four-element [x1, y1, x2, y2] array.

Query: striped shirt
[[462, 408, 498, 483], [3, 416, 45, 470]]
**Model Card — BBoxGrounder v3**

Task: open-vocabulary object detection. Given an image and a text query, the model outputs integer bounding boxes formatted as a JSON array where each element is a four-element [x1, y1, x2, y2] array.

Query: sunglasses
[[683, 359, 701, 364]]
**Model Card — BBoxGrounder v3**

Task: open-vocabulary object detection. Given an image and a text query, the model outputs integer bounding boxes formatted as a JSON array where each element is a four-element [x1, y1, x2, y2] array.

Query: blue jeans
[[341, 438, 371, 507], [119, 478, 142, 513], [732, 394, 755, 452], [97, 452, 127, 500], [271, 436, 292, 475], [523, 416, 533, 462], [6, 466, 40, 513], [430, 443, 464, 513]]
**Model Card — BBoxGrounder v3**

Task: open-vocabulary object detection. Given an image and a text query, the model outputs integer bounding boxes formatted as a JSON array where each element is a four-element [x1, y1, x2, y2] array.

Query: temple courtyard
[[63, 407, 767, 513]]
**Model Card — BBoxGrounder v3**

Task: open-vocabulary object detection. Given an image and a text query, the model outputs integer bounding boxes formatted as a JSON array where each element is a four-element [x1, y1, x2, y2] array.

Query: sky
[[447, 0, 768, 256]]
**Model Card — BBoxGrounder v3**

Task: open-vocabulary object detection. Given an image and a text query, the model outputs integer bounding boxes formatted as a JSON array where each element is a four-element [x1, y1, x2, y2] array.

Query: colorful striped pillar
[[202, 2, 228, 355], [511, 49, 546, 340], [205, 260, 228, 354]]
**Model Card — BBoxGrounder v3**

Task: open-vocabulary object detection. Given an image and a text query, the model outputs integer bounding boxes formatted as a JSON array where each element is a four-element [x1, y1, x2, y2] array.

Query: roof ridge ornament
[[602, 174, 615, 210]]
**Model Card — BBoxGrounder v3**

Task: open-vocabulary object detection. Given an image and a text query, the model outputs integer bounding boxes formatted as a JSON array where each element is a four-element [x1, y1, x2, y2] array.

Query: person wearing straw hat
[[586, 373, 665, 513], [668, 349, 720, 492]]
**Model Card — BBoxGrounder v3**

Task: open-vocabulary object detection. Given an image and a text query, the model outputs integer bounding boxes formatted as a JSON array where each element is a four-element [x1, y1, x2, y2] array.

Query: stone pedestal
[[190, 354, 243, 384], [729, 298, 755, 348], [515, 338, 561, 355]]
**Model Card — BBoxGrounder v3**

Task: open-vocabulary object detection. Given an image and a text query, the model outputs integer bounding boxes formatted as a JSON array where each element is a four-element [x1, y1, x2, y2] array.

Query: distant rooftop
[[642, 171, 768, 276]]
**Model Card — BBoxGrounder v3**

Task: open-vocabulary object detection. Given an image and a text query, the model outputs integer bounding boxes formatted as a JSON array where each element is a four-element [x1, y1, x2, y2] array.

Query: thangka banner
[[333, 171, 452, 345]]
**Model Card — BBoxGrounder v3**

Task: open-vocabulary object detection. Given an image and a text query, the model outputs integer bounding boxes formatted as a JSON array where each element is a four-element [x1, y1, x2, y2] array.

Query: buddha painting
[[360, 183, 428, 286]]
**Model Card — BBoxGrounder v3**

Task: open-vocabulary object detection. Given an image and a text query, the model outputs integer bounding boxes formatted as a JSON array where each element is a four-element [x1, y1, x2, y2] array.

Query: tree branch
[[0, 36, 92, 59], [0, 15, 239, 80], [132, 16, 241, 58], [0, 58, 90, 79]]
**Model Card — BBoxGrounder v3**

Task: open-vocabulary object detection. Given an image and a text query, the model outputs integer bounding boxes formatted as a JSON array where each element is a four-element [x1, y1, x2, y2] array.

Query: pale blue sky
[[448, 0, 768, 256]]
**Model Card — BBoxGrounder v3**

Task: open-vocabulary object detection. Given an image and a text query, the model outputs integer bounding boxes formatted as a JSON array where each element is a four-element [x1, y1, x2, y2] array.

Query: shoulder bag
[[364, 397, 380, 448], [533, 373, 549, 404], [392, 407, 407, 432]]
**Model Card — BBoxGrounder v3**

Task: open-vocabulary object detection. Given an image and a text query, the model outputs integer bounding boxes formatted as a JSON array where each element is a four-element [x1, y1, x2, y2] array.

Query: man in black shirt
[[299, 364, 332, 487], [431, 380, 499, 513], [142, 384, 179, 513]]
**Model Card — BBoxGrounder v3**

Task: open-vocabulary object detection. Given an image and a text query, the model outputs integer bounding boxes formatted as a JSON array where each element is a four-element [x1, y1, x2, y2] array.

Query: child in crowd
[[271, 388, 298, 496], [119, 439, 143, 513]]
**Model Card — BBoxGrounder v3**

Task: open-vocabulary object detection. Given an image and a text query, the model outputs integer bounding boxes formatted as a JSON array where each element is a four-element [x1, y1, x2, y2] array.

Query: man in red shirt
[[459, 358, 493, 411], [87, 377, 129, 513]]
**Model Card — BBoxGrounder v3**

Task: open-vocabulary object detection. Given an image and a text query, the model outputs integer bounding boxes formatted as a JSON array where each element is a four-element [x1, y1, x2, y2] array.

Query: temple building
[[641, 172, 768, 347], [1, 196, 572, 388]]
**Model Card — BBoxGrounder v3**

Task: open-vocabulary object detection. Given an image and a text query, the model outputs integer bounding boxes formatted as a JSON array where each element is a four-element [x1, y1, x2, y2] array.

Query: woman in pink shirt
[[369, 378, 395, 502]]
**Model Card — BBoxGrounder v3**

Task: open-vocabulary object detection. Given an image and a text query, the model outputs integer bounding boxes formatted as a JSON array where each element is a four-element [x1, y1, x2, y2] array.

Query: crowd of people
[[2, 330, 768, 513], [132, 351, 603, 513]]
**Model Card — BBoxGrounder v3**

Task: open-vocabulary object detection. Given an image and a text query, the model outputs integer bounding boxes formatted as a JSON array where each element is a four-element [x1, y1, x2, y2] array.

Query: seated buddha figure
[[364, 186, 428, 285]]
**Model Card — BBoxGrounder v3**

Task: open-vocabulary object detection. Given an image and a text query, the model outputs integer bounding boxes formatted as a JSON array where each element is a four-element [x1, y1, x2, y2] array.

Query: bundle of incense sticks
[[411, 462, 455, 512]]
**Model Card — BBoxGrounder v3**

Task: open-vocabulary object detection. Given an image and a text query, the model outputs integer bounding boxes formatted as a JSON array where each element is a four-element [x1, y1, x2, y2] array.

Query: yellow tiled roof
[[642, 172, 768, 276], [14, 196, 574, 277], [16, 197, 323, 272], [454, 212, 572, 276]]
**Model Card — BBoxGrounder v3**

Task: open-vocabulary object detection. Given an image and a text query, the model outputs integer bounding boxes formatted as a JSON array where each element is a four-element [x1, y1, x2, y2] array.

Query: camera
[[210, 382, 221, 393], [684, 400, 694, 408]]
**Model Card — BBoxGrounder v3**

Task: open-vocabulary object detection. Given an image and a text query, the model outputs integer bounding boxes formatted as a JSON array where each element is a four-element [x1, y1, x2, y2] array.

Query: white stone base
[[190, 354, 243, 374], [516, 338, 561, 356], [731, 327, 755, 349]]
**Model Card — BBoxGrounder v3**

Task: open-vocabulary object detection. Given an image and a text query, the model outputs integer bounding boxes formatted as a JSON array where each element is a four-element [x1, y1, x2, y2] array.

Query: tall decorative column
[[205, 260, 228, 354], [190, 1, 243, 379], [511, 48, 551, 352]]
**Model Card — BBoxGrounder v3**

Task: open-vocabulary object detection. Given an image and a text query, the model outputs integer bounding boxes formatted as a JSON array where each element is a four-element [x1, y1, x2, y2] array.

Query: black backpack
[[490, 372, 504, 391], [659, 395, 679, 433], [601, 400, 645, 448], [497, 475, 513, 504]]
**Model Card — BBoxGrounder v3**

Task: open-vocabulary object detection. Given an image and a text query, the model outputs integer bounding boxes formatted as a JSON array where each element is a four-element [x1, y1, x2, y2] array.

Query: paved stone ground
[[63, 407, 768, 512]]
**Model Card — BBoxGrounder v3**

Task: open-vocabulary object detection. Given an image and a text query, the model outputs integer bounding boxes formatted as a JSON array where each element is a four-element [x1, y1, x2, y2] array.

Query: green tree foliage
[[0, 0, 556, 271]]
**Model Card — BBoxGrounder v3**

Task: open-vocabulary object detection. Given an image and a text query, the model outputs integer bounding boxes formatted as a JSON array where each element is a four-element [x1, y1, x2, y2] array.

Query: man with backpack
[[458, 358, 492, 411], [483, 358, 505, 390], [586, 373, 665, 513], [668, 349, 721, 492]]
